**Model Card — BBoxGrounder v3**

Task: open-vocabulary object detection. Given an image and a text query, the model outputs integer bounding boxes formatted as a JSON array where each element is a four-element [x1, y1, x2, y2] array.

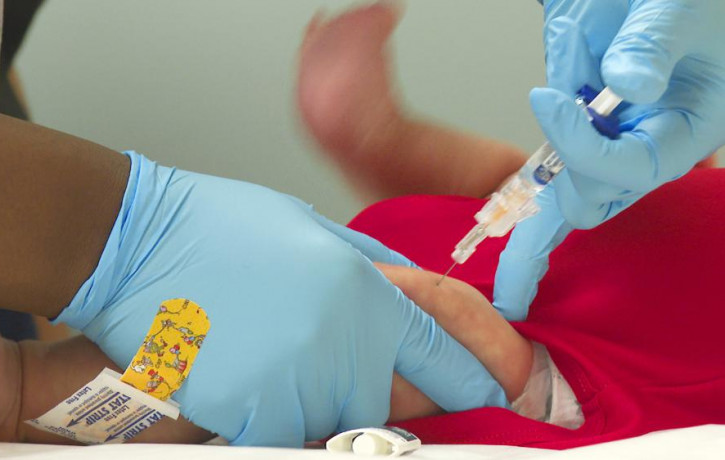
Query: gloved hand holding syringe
[[438, 86, 623, 284]]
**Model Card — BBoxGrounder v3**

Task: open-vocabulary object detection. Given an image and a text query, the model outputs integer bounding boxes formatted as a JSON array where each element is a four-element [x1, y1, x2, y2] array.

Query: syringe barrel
[[522, 142, 562, 188], [449, 86, 623, 267]]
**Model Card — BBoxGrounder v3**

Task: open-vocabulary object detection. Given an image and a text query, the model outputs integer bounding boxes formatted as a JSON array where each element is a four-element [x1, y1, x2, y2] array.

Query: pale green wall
[[16, 0, 546, 222]]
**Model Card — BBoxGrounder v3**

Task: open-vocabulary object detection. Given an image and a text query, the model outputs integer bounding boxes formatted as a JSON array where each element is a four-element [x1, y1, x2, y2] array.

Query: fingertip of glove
[[529, 87, 562, 118], [492, 294, 530, 322], [386, 250, 418, 269], [529, 88, 583, 134]]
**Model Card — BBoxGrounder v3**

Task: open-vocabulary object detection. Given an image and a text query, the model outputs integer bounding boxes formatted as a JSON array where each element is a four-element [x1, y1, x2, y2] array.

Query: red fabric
[[348, 168, 725, 449]]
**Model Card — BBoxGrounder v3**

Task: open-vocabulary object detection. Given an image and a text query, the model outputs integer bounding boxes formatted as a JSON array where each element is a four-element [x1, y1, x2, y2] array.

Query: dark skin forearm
[[0, 114, 129, 318]]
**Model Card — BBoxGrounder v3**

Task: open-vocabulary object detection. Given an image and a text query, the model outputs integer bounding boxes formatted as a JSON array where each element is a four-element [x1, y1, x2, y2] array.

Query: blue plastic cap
[[576, 85, 622, 140]]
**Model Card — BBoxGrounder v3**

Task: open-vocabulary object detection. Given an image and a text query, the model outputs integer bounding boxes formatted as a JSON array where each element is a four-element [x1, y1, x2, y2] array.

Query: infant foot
[[297, 2, 404, 159]]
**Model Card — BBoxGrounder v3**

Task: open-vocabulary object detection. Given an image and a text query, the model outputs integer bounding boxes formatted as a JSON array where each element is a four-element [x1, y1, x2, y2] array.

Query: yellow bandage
[[120, 298, 210, 401]]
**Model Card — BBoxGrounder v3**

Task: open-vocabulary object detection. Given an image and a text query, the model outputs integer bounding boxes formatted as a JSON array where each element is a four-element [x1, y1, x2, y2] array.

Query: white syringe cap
[[352, 433, 391, 456], [589, 87, 623, 116]]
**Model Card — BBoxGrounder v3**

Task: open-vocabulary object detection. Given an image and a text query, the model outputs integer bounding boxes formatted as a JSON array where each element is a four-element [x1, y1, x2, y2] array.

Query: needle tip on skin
[[436, 263, 457, 286]]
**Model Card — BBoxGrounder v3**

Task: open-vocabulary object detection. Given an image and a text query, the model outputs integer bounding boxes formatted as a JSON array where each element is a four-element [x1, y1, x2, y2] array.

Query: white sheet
[[1, 425, 723, 460]]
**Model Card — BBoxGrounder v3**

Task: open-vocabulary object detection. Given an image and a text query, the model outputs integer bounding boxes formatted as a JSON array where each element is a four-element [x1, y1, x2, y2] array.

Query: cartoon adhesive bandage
[[121, 298, 210, 401]]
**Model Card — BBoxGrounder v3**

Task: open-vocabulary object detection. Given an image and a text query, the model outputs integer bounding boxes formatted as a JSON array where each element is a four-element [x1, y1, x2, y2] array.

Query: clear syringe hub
[[451, 223, 487, 264], [452, 173, 540, 264], [449, 86, 623, 266]]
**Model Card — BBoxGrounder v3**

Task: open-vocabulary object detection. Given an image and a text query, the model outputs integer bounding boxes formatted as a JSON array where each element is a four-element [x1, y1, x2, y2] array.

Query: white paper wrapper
[[25, 368, 179, 444]]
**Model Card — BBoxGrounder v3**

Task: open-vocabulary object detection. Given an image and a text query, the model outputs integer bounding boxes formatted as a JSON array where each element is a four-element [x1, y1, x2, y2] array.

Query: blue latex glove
[[494, 1, 725, 320], [56, 151, 507, 446]]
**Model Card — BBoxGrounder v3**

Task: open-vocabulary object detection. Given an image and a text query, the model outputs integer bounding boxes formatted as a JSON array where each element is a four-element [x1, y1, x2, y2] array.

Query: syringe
[[437, 86, 623, 285]]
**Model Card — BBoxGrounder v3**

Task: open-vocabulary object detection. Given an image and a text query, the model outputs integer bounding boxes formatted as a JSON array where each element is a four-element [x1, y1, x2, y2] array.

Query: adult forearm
[[0, 338, 22, 442], [0, 114, 129, 318]]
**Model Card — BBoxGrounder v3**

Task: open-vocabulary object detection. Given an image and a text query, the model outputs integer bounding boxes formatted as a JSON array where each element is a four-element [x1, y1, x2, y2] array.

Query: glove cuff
[[54, 151, 170, 330]]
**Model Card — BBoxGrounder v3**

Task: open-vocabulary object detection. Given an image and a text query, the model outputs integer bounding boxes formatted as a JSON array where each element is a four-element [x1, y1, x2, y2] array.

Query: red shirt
[[348, 168, 725, 449]]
